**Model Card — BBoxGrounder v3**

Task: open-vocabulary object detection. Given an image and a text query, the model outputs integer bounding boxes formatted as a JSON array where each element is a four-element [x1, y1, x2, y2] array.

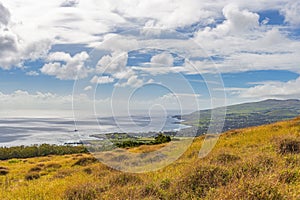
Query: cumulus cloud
[[150, 53, 174, 67], [114, 75, 144, 88], [41, 51, 90, 80], [192, 5, 300, 74], [84, 85, 92, 91], [221, 4, 259, 34], [61, 0, 79, 7], [96, 52, 128, 74], [0, 3, 10, 25], [239, 77, 300, 99], [26, 71, 39, 76], [281, 1, 300, 26], [0, 2, 52, 70], [0, 90, 72, 110], [90, 75, 115, 84]]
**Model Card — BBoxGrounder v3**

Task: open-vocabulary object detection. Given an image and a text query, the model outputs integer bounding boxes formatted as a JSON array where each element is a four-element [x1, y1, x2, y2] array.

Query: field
[[0, 117, 300, 199]]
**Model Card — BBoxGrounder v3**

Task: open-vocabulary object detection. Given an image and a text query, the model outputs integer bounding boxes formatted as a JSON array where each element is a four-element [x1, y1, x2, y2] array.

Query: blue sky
[[0, 0, 300, 117]]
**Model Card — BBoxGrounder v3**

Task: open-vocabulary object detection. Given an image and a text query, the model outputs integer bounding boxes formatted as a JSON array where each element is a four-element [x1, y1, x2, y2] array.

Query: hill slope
[[176, 99, 300, 134], [0, 116, 300, 199]]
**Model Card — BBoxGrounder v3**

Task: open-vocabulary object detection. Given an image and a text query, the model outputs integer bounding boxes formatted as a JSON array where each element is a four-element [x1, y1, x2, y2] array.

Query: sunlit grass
[[1, 117, 300, 199]]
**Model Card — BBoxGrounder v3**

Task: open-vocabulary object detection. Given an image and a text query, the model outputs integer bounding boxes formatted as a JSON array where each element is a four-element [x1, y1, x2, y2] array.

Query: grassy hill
[[176, 99, 300, 135], [0, 117, 300, 199]]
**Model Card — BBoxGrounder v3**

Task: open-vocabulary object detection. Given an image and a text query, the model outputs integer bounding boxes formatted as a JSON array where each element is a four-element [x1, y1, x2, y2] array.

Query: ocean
[[0, 115, 188, 147]]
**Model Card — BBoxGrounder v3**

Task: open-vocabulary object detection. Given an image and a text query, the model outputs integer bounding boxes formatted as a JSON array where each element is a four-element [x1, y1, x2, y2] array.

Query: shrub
[[154, 133, 171, 143], [140, 183, 160, 198], [0, 166, 9, 175], [279, 170, 299, 184], [214, 153, 240, 164], [72, 157, 98, 166], [8, 159, 21, 164], [234, 182, 283, 200], [54, 169, 72, 179], [160, 178, 171, 190], [109, 173, 143, 187], [83, 167, 93, 174], [284, 155, 300, 167], [64, 183, 100, 200], [278, 138, 300, 154], [45, 163, 62, 169], [29, 166, 42, 172], [25, 172, 40, 181], [175, 165, 231, 198]]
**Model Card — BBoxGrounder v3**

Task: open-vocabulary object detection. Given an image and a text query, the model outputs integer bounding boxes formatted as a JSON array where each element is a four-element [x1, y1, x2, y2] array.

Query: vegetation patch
[[25, 172, 40, 181], [0, 144, 88, 160], [109, 173, 143, 187], [0, 166, 9, 175], [174, 165, 232, 198], [279, 169, 299, 184], [213, 153, 241, 164], [64, 182, 102, 200], [45, 162, 62, 169], [72, 157, 98, 166], [278, 138, 300, 154], [29, 166, 42, 172]]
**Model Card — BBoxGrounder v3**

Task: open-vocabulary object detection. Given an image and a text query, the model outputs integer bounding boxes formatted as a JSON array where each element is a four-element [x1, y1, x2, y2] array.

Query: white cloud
[[40, 51, 90, 80], [114, 75, 144, 88], [192, 6, 300, 74], [239, 77, 300, 99], [150, 53, 174, 67], [281, 1, 300, 26], [61, 0, 79, 7], [0, 3, 10, 25], [0, 2, 52, 70], [84, 85, 92, 91], [221, 4, 259, 34], [26, 71, 39, 76], [96, 52, 128, 74], [90, 75, 114, 84], [0, 90, 72, 110]]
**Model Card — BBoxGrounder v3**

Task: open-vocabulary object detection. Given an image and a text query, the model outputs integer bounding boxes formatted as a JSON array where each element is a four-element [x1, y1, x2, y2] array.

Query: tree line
[[0, 144, 88, 160]]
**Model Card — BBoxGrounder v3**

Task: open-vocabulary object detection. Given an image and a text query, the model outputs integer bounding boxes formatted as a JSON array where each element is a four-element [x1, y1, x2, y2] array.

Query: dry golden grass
[[0, 117, 300, 199]]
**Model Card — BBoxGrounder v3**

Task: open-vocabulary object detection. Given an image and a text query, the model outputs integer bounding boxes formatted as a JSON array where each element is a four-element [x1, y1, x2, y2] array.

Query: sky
[[0, 0, 300, 117]]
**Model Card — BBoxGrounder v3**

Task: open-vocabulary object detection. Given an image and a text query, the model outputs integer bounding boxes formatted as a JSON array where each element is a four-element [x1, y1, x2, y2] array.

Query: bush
[[64, 183, 101, 200], [284, 155, 300, 167], [279, 170, 299, 184], [83, 167, 93, 174], [72, 157, 98, 166], [54, 169, 72, 179], [45, 163, 62, 169], [234, 182, 283, 200], [152, 133, 171, 144], [160, 178, 171, 190], [29, 166, 42, 172], [0, 166, 9, 175], [140, 183, 160, 198], [109, 173, 143, 187], [214, 153, 240, 164], [278, 138, 300, 154], [25, 172, 40, 181], [174, 165, 231, 198]]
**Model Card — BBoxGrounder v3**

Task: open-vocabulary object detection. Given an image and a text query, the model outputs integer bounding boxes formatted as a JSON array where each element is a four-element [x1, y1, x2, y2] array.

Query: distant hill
[[175, 99, 300, 135]]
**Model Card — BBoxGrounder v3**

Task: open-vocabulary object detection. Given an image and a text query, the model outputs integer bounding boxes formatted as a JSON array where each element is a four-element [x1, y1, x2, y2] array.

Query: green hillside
[[176, 99, 300, 135]]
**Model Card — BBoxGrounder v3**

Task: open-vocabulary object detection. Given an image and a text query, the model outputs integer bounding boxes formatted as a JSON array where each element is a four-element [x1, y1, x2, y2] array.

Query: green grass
[[0, 117, 300, 199]]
